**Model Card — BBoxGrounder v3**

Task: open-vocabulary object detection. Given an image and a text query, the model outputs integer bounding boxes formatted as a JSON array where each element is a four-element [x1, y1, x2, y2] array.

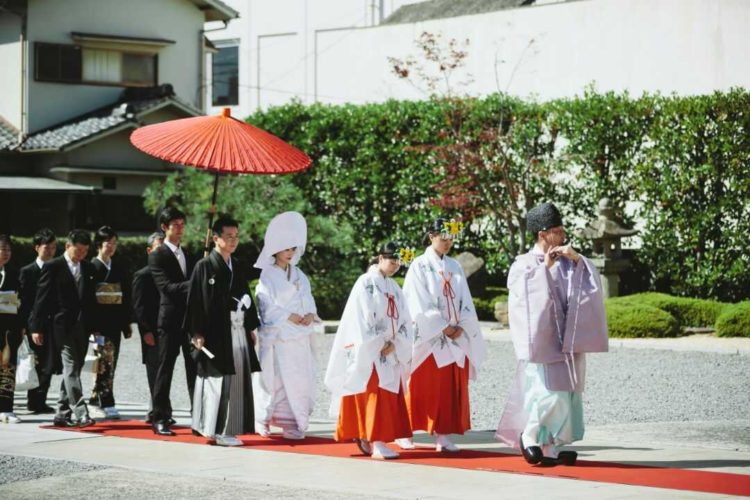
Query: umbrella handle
[[204, 173, 220, 257]]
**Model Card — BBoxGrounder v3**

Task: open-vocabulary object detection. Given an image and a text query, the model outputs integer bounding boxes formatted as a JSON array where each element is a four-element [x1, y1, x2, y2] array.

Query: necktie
[[72, 264, 80, 283], [176, 248, 186, 276]]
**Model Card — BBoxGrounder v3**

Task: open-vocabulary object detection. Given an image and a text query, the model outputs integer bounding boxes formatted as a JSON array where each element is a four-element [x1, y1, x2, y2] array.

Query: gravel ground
[[0, 454, 105, 485], [37, 331, 750, 432], [0, 467, 391, 499]]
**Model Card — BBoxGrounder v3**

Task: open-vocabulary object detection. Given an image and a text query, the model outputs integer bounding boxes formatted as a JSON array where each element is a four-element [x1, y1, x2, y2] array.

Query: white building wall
[[315, 0, 750, 103], [211, 0, 750, 115], [205, 0, 414, 118], [26, 0, 204, 132], [0, 13, 22, 130]]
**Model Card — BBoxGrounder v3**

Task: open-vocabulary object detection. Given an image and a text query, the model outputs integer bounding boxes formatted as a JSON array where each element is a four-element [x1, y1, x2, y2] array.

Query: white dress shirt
[[164, 240, 187, 276]]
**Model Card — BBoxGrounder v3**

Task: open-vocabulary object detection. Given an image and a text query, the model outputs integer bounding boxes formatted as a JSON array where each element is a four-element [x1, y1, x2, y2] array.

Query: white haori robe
[[324, 266, 414, 417], [402, 246, 486, 379], [253, 265, 318, 432], [496, 245, 608, 453]]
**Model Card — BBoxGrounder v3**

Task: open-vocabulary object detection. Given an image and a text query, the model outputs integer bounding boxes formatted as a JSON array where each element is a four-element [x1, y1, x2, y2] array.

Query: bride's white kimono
[[325, 265, 413, 417], [403, 246, 486, 378], [253, 264, 318, 433]]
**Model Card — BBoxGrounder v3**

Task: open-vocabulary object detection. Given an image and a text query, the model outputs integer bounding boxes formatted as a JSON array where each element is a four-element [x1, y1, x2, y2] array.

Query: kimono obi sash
[[0, 291, 18, 315], [96, 282, 123, 305]]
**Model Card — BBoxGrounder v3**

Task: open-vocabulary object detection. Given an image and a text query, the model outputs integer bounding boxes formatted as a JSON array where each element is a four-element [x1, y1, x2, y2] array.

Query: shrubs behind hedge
[[605, 302, 680, 338], [715, 302, 750, 338], [608, 292, 725, 328], [474, 294, 509, 321]]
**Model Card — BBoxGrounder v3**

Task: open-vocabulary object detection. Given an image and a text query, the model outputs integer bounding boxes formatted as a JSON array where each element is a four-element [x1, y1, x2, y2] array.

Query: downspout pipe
[[18, 8, 28, 144]]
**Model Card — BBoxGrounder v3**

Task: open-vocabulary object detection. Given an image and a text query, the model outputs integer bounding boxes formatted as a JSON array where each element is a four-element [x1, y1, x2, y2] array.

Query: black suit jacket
[[132, 264, 159, 364], [18, 261, 41, 331], [18, 259, 61, 374], [132, 265, 159, 336], [148, 244, 194, 333], [30, 255, 98, 342]]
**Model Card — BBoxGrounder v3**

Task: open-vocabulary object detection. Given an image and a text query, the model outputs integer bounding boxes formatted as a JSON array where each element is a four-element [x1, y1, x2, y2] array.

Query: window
[[35, 42, 156, 87], [35, 43, 82, 82], [212, 46, 238, 106]]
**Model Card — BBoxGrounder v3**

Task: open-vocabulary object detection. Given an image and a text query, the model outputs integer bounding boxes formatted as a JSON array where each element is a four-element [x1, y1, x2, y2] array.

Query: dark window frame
[[212, 45, 239, 106], [34, 42, 158, 88]]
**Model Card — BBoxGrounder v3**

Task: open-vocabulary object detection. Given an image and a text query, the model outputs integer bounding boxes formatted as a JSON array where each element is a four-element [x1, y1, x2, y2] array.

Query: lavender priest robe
[[496, 245, 608, 451]]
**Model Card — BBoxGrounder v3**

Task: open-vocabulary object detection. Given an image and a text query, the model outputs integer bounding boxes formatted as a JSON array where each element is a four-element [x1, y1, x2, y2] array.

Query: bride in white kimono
[[253, 211, 319, 440], [325, 242, 414, 460]]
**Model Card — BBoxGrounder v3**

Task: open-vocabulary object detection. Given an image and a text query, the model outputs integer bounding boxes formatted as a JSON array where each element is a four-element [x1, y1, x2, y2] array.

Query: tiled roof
[[1, 91, 202, 153], [0, 117, 18, 151], [383, 0, 547, 24]]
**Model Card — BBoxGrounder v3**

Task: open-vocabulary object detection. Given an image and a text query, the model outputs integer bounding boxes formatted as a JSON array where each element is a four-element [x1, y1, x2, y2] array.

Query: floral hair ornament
[[441, 218, 464, 240], [398, 247, 417, 267]]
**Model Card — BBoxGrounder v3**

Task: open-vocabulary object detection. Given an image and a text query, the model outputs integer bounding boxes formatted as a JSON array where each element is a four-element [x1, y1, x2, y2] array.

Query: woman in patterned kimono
[[0, 234, 23, 424], [90, 226, 132, 420], [396, 218, 486, 453], [325, 242, 414, 459], [253, 211, 319, 440]]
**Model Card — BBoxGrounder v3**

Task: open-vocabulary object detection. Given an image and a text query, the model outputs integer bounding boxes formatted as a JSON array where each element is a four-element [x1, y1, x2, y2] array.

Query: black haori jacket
[[184, 250, 260, 377]]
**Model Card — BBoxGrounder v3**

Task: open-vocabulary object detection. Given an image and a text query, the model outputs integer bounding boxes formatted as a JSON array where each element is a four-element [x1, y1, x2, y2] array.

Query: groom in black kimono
[[186, 215, 260, 446]]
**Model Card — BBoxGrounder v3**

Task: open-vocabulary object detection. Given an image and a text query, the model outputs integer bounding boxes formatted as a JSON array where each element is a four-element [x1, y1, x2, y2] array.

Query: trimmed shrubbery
[[715, 302, 750, 338], [608, 292, 726, 328], [605, 302, 680, 338]]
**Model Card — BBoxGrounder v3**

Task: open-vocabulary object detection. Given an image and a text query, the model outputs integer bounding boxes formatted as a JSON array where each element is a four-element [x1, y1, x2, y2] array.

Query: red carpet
[[43, 420, 750, 497]]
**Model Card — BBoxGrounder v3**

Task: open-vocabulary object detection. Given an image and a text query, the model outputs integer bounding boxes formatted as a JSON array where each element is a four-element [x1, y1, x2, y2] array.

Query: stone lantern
[[575, 198, 638, 297]]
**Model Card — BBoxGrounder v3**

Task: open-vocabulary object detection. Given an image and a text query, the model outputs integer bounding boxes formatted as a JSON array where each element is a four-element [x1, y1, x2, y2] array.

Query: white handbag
[[15, 336, 40, 391]]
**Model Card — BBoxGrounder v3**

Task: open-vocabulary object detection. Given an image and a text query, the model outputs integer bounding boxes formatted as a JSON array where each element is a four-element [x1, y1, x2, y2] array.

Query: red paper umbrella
[[130, 108, 312, 253], [130, 108, 311, 174]]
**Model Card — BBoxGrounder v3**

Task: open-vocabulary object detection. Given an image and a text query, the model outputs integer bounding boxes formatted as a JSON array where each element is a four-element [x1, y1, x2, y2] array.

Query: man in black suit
[[30, 229, 98, 427], [18, 228, 59, 414], [149, 207, 196, 436], [132, 231, 163, 424]]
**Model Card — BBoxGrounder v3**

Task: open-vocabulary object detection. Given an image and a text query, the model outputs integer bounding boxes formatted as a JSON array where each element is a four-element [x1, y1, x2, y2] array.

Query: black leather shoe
[[557, 450, 578, 466], [76, 416, 95, 428], [519, 434, 542, 464], [539, 457, 558, 467], [153, 421, 176, 436], [30, 405, 56, 415], [168, 417, 177, 426], [191, 429, 202, 437], [53, 417, 75, 427]]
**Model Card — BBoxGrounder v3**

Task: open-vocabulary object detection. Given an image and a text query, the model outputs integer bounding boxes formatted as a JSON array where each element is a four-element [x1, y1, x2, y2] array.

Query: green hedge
[[715, 302, 750, 338], [246, 89, 750, 303], [605, 302, 680, 338], [608, 292, 726, 328]]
